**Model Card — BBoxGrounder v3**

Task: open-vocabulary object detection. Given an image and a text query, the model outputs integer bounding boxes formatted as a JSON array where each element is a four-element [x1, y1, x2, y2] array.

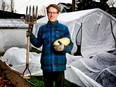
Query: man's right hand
[[26, 31, 32, 37]]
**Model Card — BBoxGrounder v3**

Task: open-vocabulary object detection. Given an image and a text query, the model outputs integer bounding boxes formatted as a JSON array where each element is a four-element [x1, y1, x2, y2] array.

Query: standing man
[[27, 4, 73, 87]]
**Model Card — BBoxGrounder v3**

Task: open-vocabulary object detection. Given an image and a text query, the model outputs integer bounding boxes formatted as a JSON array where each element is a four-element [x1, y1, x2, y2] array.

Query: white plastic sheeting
[[66, 53, 116, 87], [1, 47, 116, 87], [33, 8, 116, 58], [0, 31, 4, 52], [0, 47, 103, 87], [66, 66, 103, 87], [0, 29, 27, 51], [1, 47, 42, 76]]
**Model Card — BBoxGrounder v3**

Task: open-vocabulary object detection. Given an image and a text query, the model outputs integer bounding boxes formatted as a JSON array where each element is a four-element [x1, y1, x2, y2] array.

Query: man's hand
[[54, 41, 64, 51], [26, 31, 32, 37]]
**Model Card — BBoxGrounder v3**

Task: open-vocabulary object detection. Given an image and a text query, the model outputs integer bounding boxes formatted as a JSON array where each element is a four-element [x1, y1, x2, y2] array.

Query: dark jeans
[[43, 71, 64, 87]]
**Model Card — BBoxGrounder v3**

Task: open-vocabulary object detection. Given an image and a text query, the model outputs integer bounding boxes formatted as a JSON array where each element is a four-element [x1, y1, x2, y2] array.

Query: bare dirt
[[0, 52, 80, 87], [0, 60, 33, 87]]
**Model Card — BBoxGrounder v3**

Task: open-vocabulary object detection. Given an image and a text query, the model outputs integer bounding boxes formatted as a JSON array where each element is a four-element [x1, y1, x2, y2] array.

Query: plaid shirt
[[30, 21, 73, 72]]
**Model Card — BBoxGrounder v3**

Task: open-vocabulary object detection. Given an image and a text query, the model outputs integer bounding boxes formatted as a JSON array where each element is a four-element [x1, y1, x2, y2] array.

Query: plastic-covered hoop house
[[33, 8, 116, 58]]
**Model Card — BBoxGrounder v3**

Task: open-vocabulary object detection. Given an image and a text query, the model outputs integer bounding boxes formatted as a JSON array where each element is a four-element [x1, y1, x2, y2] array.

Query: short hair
[[46, 4, 60, 13]]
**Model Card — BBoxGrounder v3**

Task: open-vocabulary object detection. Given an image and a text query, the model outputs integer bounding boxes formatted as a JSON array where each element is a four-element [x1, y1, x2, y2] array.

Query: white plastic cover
[[0, 29, 27, 51], [66, 52, 116, 87], [33, 8, 116, 58], [0, 47, 103, 87], [1, 47, 116, 87], [1, 47, 42, 76], [0, 31, 4, 52]]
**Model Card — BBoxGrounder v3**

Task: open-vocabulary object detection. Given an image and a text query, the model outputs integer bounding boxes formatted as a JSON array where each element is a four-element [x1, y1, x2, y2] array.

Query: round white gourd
[[53, 37, 70, 46]]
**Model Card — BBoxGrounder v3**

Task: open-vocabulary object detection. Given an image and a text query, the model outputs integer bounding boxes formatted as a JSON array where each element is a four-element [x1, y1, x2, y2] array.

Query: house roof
[[0, 10, 28, 29], [0, 10, 25, 19], [0, 19, 28, 29]]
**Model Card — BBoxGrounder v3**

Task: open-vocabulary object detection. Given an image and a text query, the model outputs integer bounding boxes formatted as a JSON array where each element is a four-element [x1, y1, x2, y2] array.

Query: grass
[[27, 76, 81, 87]]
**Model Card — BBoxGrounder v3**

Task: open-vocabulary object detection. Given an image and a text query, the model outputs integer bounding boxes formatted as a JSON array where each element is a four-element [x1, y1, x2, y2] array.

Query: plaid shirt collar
[[46, 20, 59, 27]]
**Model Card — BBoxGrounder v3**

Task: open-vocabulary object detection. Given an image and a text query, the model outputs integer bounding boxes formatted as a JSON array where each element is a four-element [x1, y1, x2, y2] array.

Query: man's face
[[47, 7, 59, 22]]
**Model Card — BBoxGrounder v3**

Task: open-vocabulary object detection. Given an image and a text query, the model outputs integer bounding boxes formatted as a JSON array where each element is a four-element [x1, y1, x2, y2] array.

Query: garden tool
[[22, 6, 38, 79]]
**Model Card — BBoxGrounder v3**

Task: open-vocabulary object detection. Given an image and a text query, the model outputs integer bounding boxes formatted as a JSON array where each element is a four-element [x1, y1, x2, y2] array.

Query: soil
[[0, 51, 80, 87], [0, 60, 33, 87]]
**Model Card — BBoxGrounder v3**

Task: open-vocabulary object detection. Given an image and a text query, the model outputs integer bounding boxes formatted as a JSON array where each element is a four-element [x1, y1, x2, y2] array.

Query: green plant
[[27, 76, 80, 87]]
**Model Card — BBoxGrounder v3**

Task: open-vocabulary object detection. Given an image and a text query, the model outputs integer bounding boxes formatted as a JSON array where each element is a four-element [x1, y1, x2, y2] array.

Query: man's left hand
[[54, 41, 64, 51]]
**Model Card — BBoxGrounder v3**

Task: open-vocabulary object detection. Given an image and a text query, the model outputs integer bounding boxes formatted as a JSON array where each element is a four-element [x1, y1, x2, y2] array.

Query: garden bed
[[0, 51, 80, 87]]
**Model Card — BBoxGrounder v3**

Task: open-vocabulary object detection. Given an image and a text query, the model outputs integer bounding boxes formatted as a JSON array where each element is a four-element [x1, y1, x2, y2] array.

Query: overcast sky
[[14, 0, 72, 15], [14, 0, 116, 15]]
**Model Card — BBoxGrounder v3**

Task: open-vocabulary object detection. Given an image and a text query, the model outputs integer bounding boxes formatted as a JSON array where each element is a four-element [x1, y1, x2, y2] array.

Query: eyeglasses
[[48, 12, 58, 14]]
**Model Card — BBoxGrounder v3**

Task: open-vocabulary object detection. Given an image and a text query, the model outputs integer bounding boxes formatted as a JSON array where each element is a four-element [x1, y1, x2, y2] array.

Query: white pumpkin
[[53, 37, 70, 46]]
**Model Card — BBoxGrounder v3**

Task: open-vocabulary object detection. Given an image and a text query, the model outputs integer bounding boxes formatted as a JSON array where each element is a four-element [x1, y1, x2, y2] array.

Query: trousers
[[43, 71, 64, 87]]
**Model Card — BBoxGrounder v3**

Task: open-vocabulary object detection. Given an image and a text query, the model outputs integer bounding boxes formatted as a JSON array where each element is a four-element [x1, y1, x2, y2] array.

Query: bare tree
[[107, 0, 115, 7], [0, 0, 8, 11], [10, 0, 14, 12], [0, 0, 14, 12]]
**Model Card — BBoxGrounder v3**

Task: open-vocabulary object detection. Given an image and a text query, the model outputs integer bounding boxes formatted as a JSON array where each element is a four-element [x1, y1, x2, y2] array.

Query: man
[[27, 4, 73, 87]]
